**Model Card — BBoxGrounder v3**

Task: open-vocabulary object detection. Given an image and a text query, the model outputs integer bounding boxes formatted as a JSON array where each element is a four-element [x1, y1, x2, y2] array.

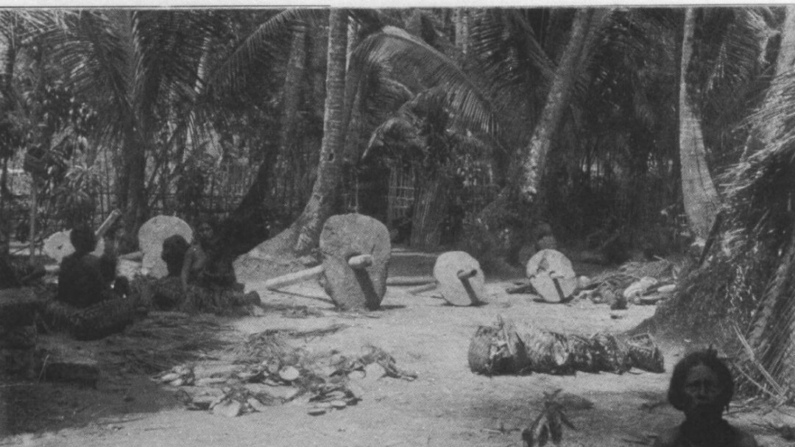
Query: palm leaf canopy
[[46, 10, 223, 150], [349, 25, 497, 138]]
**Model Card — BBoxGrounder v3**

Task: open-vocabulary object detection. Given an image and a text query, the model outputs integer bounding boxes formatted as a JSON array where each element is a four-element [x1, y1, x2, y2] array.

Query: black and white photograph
[[0, 4, 792, 446]]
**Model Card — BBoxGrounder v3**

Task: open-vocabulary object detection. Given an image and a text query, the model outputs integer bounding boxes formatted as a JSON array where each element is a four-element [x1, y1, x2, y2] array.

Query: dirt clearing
[[1, 257, 793, 447]]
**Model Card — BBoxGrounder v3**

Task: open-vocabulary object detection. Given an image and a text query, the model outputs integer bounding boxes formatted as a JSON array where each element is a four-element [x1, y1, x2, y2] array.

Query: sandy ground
[[1, 253, 794, 447]]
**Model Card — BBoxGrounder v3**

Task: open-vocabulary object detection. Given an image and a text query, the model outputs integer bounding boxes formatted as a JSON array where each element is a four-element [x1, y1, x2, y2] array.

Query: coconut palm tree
[[44, 10, 224, 246]]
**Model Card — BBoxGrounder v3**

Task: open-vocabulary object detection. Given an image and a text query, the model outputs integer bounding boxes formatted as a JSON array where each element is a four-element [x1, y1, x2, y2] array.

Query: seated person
[[180, 218, 259, 313], [49, 224, 135, 340], [150, 234, 190, 310], [182, 218, 236, 290], [57, 224, 116, 308], [163, 234, 190, 278], [654, 348, 758, 447]]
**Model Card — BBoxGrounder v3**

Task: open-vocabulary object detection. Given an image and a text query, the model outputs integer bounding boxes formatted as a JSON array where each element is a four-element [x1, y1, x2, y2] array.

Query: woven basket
[[626, 333, 665, 373]]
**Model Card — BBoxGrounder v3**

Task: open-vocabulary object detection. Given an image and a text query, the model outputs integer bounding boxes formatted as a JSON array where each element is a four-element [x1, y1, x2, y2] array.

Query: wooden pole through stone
[[264, 265, 325, 290], [433, 251, 486, 306], [320, 214, 390, 311], [262, 215, 391, 311]]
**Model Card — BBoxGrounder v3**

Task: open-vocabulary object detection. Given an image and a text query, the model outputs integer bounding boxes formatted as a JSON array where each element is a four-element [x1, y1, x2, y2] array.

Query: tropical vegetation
[[1, 6, 795, 397]]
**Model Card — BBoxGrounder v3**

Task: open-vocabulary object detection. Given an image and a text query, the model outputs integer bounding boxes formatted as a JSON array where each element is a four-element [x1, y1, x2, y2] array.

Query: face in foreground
[[683, 364, 723, 417]]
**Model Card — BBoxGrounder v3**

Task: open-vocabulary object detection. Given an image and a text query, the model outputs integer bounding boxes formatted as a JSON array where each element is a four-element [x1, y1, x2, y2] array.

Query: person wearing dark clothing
[[179, 218, 259, 313], [56, 225, 115, 308], [150, 234, 190, 310], [48, 224, 135, 340], [653, 349, 758, 447]]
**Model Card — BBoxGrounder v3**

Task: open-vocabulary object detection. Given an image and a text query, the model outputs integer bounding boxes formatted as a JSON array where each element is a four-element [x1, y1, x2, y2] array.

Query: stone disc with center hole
[[319, 214, 390, 311], [525, 249, 577, 303], [43, 230, 106, 263], [432, 251, 486, 306], [138, 216, 193, 278]]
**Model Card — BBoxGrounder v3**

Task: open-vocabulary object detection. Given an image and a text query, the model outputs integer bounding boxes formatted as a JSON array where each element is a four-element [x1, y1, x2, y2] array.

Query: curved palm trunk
[[741, 6, 795, 161], [519, 8, 599, 203], [216, 23, 308, 257], [678, 8, 720, 240], [292, 9, 348, 255]]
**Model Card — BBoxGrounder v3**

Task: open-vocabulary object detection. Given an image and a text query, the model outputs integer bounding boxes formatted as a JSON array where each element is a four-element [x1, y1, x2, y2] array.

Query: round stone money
[[432, 251, 486, 306], [43, 230, 106, 263], [137, 215, 193, 278], [525, 249, 577, 303], [319, 214, 390, 311]]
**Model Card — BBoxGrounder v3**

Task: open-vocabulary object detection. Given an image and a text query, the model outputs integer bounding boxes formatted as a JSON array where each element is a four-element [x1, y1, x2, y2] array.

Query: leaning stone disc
[[319, 214, 390, 311], [137, 216, 193, 278], [526, 249, 577, 303], [43, 231, 74, 263], [43, 230, 106, 263], [432, 251, 486, 306]]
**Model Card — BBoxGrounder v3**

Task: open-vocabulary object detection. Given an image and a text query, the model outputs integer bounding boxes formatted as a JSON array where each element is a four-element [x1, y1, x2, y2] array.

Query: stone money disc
[[432, 251, 486, 306], [43, 230, 107, 263], [138, 216, 193, 278], [319, 214, 390, 311], [526, 249, 577, 303]]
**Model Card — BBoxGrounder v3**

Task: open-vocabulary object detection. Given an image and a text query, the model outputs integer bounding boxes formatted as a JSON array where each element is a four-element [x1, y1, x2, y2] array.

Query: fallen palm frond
[[233, 324, 349, 364], [733, 324, 791, 404]]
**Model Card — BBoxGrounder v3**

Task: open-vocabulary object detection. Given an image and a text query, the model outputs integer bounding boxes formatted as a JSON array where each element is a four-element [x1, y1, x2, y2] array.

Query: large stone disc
[[319, 214, 390, 311], [526, 249, 577, 303], [137, 216, 193, 278], [43, 231, 106, 263], [433, 251, 486, 306]]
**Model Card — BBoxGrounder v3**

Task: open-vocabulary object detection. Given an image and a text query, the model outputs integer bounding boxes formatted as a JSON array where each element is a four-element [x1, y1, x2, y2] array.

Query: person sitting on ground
[[653, 348, 758, 447], [163, 234, 190, 278], [150, 234, 190, 310], [180, 217, 259, 312], [49, 223, 136, 340], [57, 224, 116, 308]]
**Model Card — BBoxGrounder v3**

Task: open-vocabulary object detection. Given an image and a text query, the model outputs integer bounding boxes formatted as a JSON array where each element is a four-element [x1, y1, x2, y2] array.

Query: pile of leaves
[[151, 326, 417, 417]]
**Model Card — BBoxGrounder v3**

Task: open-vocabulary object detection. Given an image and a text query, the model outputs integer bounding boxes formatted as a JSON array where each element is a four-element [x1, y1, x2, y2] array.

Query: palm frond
[[208, 8, 321, 95], [349, 25, 496, 137]]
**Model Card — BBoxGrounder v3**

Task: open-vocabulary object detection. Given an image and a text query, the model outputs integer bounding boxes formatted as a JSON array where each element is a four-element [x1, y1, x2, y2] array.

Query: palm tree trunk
[[454, 9, 469, 55], [410, 176, 449, 250], [678, 8, 720, 240], [0, 36, 15, 260], [216, 23, 308, 257], [518, 8, 598, 203], [122, 135, 148, 247], [280, 23, 308, 165], [292, 9, 348, 255], [476, 9, 605, 231], [741, 6, 795, 161]]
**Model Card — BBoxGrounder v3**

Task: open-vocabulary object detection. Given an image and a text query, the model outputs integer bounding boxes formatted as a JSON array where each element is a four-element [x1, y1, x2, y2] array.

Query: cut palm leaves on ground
[[469, 316, 664, 376]]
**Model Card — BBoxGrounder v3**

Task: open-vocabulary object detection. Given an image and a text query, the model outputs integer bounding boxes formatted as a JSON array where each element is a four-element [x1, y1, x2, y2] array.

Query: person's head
[[195, 217, 216, 245], [70, 224, 97, 254], [161, 234, 189, 276], [668, 349, 734, 417]]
